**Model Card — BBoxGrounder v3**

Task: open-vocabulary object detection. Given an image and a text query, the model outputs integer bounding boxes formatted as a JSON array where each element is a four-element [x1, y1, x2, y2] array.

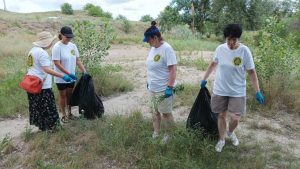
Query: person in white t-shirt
[[26, 31, 72, 131], [143, 21, 177, 144], [52, 26, 86, 123], [200, 24, 265, 152]]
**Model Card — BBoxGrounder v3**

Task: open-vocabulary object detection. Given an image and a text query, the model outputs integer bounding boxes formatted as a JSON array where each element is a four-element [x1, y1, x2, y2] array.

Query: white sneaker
[[152, 132, 160, 139], [215, 140, 225, 152], [228, 132, 239, 146], [161, 134, 170, 144]]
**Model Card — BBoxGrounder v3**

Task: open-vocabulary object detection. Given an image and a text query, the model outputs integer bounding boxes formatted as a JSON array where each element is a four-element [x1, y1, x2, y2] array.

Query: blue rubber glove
[[164, 86, 173, 98], [200, 80, 207, 88], [256, 91, 265, 105], [69, 73, 77, 80], [62, 75, 72, 82]]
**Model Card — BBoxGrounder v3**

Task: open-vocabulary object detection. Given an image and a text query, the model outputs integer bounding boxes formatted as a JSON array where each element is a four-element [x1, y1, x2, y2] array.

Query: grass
[[168, 39, 219, 52], [175, 83, 199, 107], [178, 56, 209, 71], [0, 112, 296, 168]]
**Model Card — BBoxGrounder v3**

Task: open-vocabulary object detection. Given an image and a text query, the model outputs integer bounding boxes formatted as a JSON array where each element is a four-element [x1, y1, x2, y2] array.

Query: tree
[[61, 3, 73, 15], [72, 20, 114, 68], [171, 0, 210, 34], [116, 14, 127, 20], [83, 3, 94, 11], [3, 0, 7, 11], [158, 5, 182, 32], [140, 15, 154, 22]]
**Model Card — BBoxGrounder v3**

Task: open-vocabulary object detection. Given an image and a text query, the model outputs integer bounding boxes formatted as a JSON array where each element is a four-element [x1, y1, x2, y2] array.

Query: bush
[[140, 15, 154, 22], [122, 19, 131, 33], [72, 20, 114, 69], [87, 6, 103, 17], [254, 17, 299, 110], [60, 3, 73, 15]]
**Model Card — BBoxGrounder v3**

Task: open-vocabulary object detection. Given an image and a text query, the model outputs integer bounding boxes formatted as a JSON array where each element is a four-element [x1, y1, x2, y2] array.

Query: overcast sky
[[0, 0, 172, 21]]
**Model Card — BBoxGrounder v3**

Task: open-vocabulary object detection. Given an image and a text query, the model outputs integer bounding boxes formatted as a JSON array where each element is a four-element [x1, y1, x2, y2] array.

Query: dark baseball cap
[[143, 27, 160, 42], [60, 26, 74, 38]]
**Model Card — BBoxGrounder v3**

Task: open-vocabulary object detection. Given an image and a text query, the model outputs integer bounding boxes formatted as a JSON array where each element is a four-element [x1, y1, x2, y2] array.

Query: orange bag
[[19, 75, 43, 94]]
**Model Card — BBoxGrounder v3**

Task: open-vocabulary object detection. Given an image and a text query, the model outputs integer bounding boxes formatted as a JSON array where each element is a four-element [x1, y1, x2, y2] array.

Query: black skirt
[[27, 89, 60, 131]]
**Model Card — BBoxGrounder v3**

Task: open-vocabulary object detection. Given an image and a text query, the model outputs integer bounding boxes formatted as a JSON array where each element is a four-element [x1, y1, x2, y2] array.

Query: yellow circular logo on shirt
[[71, 49, 75, 56], [154, 55, 161, 62], [233, 57, 242, 66], [27, 53, 34, 67]]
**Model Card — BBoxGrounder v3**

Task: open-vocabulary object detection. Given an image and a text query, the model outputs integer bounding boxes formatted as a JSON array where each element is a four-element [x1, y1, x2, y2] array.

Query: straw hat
[[32, 31, 56, 48]]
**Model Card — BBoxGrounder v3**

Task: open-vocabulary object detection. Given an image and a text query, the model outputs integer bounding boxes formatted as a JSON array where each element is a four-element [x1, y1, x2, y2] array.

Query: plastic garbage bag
[[186, 87, 218, 138], [70, 74, 104, 119]]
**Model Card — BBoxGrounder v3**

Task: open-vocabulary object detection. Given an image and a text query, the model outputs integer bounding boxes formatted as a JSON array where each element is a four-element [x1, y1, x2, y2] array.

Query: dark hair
[[144, 21, 163, 41], [58, 34, 62, 40], [223, 24, 242, 38]]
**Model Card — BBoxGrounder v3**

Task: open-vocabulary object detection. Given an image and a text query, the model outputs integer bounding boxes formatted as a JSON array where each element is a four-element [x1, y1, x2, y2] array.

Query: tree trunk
[[191, 1, 195, 34], [3, 0, 7, 11]]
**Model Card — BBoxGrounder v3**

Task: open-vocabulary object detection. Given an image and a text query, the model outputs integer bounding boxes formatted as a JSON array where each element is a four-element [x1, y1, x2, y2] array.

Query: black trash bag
[[186, 87, 218, 138], [70, 74, 104, 119]]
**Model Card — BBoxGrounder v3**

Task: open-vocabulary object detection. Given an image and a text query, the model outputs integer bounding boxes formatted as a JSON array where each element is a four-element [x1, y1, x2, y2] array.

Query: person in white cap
[[26, 31, 72, 132], [52, 26, 87, 123]]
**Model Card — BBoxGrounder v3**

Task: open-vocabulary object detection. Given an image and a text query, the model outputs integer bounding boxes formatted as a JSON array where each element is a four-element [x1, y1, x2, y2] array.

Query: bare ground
[[0, 44, 299, 164]]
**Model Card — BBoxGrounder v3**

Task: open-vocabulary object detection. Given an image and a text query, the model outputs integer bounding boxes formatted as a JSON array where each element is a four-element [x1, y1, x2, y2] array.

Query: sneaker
[[161, 134, 170, 144], [152, 132, 160, 139], [215, 140, 225, 152], [228, 132, 239, 146]]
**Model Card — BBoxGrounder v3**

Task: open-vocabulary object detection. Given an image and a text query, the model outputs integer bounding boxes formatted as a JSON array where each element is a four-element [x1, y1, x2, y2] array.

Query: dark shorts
[[56, 82, 75, 90]]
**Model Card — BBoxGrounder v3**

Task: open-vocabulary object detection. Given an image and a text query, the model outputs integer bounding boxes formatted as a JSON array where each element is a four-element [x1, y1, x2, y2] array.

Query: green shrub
[[122, 18, 131, 33], [60, 3, 73, 15], [72, 20, 114, 69], [89, 65, 134, 96], [140, 15, 153, 22], [254, 17, 299, 110]]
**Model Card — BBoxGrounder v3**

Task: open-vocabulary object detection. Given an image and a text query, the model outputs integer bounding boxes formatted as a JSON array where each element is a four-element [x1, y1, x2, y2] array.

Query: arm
[[42, 66, 64, 78], [53, 60, 70, 75], [247, 69, 260, 92], [167, 65, 177, 87], [202, 61, 217, 80], [76, 57, 86, 73]]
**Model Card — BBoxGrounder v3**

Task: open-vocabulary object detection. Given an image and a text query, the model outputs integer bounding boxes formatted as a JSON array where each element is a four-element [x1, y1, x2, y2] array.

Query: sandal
[[67, 113, 79, 120], [61, 116, 69, 123]]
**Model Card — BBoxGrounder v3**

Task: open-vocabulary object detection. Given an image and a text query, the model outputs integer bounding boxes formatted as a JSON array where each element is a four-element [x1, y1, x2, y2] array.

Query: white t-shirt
[[26, 46, 52, 89], [52, 41, 79, 83], [213, 43, 255, 97], [146, 42, 177, 92]]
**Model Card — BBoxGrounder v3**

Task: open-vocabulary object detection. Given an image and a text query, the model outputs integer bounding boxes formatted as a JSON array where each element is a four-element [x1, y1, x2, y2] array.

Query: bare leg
[[162, 113, 175, 133], [58, 89, 67, 117], [228, 113, 241, 133], [153, 112, 161, 134], [66, 87, 73, 115], [218, 112, 227, 140]]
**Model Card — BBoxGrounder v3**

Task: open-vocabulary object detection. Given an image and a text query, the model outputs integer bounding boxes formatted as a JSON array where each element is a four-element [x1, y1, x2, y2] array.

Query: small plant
[[60, 3, 73, 15], [122, 18, 131, 33], [0, 134, 14, 155], [22, 125, 34, 142]]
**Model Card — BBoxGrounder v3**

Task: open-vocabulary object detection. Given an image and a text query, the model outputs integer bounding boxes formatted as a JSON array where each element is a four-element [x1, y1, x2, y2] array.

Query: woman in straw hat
[[26, 31, 72, 131]]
